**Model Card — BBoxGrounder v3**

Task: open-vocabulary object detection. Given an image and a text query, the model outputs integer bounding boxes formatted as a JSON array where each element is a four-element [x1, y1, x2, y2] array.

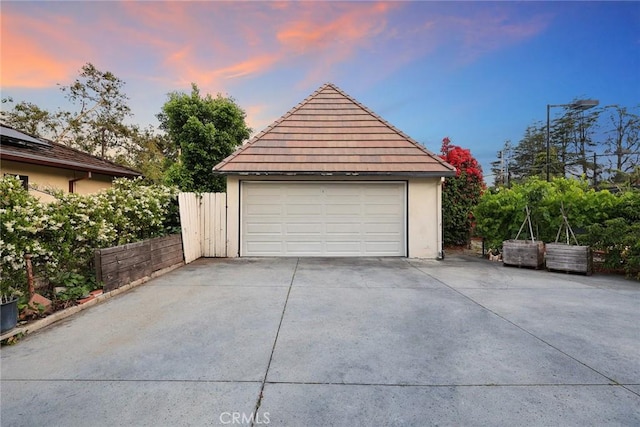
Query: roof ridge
[[214, 83, 334, 171], [327, 84, 455, 172]]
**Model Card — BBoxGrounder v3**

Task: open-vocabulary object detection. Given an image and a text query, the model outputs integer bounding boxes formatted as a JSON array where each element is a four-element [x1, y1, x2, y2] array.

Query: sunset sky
[[1, 1, 639, 180]]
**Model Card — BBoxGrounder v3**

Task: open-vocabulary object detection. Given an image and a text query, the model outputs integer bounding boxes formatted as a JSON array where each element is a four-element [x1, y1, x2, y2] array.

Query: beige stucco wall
[[1, 160, 116, 202], [225, 175, 443, 259], [407, 176, 443, 259]]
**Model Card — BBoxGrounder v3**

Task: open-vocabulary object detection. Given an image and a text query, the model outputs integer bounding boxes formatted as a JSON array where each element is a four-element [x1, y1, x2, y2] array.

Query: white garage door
[[241, 182, 406, 256]]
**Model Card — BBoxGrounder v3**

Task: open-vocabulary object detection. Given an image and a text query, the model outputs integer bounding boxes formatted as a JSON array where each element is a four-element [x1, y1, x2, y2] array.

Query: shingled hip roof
[[214, 83, 455, 177]]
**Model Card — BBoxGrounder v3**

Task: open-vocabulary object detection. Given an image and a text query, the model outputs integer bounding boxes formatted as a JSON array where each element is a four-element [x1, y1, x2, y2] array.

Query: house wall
[[225, 175, 443, 259], [1, 160, 116, 202], [407, 176, 443, 259]]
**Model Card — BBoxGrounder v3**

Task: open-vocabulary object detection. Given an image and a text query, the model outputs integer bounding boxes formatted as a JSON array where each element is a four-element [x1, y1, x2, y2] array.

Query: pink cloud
[[0, 11, 88, 88], [276, 2, 396, 53], [215, 55, 283, 80]]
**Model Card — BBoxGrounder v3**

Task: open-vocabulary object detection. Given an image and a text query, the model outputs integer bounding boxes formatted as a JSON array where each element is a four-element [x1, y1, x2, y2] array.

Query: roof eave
[[1, 152, 142, 177], [213, 170, 456, 178]]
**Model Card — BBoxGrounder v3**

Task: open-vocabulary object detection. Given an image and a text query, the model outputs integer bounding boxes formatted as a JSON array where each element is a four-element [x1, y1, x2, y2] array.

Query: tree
[[58, 63, 132, 159], [1, 63, 132, 160], [158, 84, 251, 192], [1, 97, 59, 137], [440, 137, 485, 246], [509, 123, 549, 182], [489, 140, 512, 188], [114, 125, 173, 184], [602, 105, 640, 183], [569, 106, 600, 177], [550, 105, 600, 179]]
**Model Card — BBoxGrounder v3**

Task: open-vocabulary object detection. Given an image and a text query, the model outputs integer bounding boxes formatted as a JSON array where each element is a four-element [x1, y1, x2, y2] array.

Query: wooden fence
[[95, 234, 184, 292], [178, 192, 227, 263]]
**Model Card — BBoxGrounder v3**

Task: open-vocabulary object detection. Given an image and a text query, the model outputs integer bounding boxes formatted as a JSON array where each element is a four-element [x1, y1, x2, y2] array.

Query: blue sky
[[2, 1, 639, 181]]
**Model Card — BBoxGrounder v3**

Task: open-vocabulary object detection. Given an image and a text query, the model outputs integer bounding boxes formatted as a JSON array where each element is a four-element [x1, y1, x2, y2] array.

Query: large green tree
[[158, 84, 251, 192], [509, 123, 549, 182]]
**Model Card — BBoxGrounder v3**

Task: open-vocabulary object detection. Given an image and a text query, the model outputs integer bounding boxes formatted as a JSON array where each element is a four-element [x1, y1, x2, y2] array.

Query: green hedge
[[475, 177, 639, 279]]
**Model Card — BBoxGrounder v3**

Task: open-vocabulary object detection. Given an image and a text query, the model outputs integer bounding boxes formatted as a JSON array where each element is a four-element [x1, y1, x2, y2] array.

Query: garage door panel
[[245, 186, 281, 196], [326, 223, 362, 233], [245, 242, 282, 255], [325, 186, 361, 195], [362, 233, 403, 241], [325, 242, 363, 253], [324, 192, 362, 204], [286, 223, 323, 234], [363, 223, 401, 233], [242, 182, 405, 256], [285, 242, 323, 254], [245, 223, 283, 234], [363, 184, 399, 194], [325, 232, 365, 241], [326, 204, 363, 215], [286, 204, 324, 215], [365, 243, 402, 254], [286, 186, 324, 196], [245, 204, 282, 215], [364, 204, 403, 215]]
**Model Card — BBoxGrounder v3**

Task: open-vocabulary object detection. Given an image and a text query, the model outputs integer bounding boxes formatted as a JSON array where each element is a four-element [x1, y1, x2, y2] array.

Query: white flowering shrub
[[1, 175, 179, 300], [95, 178, 179, 245], [1, 176, 50, 299]]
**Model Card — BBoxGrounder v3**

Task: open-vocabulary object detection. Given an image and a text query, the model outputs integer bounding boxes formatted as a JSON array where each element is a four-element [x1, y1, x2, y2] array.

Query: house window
[[4, 173, 28, 190]]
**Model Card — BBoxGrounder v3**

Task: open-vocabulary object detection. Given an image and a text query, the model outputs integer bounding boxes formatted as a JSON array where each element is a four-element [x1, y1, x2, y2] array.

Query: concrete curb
[[0, 262, 185, 343]]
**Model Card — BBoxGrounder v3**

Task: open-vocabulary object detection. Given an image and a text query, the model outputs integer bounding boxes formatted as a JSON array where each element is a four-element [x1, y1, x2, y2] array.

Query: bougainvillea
[[439, 137, 485, 246]]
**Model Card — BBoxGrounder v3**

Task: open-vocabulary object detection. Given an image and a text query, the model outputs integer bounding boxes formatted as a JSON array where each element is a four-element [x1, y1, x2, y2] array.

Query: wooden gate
[[178, 192, 227, 263]]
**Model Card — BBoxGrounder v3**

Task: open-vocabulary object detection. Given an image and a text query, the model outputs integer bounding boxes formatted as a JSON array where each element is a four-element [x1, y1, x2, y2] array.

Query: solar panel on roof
[[0, 125, 51, 147]]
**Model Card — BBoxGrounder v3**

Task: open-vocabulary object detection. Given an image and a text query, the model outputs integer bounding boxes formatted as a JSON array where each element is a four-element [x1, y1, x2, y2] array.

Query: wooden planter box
[[502, 240, 545, 269], [545, 243, 593, 275]]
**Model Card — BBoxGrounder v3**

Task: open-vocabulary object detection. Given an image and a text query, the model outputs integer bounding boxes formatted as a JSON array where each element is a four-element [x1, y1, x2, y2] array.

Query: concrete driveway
[[1, 256, 639, 426]]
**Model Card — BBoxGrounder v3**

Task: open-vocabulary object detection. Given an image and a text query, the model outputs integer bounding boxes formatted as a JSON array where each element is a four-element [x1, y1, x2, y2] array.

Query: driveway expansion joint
[[407, 261, 623, 388], [263, 381, 631, 388], [251, 257, 299, 426]]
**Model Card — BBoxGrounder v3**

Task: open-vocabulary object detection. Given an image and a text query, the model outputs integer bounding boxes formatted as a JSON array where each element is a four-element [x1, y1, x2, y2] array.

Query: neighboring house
[[0, 124, 141, 202], [214, 83, 456, 258]]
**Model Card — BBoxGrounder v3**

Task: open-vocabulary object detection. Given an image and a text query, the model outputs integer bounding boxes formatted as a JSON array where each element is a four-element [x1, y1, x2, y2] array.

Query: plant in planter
[[545, 203, 593, 275], [502, 205, 545, 269], [1, 281, 24, 334]]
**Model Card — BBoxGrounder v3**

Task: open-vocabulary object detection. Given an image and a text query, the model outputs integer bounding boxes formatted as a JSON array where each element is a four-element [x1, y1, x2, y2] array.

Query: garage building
[[214, 83, 455, 258]]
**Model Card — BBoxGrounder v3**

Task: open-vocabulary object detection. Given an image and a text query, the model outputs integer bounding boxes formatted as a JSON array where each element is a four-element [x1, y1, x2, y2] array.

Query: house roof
[[214, 83, 455, 177], [0, 124, 141, 178]]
